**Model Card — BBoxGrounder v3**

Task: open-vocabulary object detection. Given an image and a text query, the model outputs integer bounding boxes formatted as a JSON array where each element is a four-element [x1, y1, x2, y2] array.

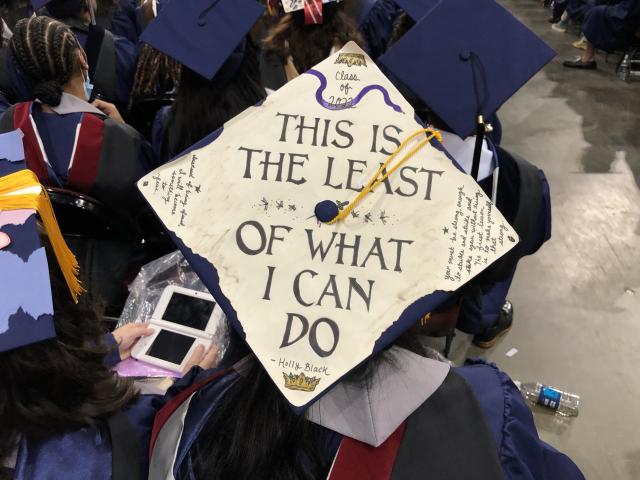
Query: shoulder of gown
[[455, 360, 585, 480]]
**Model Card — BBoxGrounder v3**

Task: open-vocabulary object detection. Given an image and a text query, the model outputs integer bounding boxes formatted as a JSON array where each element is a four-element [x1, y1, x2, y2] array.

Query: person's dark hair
[[184, 320, 432, 480], [161, 39, 266, 161], [130, 44, 181, 105], [186, 355, 332, 480], [262, 4, 365, 74], [387, 11, 415, 47], [95, 0, 118, 21], [0, 244, 137, 474], [9, 16, 82, 107]]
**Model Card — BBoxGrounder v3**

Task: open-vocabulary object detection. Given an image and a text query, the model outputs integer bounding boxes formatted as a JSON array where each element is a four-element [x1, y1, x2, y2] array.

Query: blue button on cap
[[315, 200, 339, 223], [459, 50, 471, 61]]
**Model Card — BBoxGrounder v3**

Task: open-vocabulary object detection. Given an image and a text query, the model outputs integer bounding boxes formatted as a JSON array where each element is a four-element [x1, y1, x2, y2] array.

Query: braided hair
[[10, 16, 82, 106], [130, 43, 181, 105]]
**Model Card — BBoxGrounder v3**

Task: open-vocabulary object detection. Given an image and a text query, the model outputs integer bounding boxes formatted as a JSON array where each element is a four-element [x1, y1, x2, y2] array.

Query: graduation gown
[[3, 334, 132, 480], [95, 0, 144, 44], [566, 0, 597, 22], [355, 0, 402, 60], [151, 105, 171, 164], [0, 16, 136, 112], [440, 134, 551, 334], [9, 396, 160, 480], [148, 348, 584, 480], [0, 93, 154, 312], [0, 94, 153, 218], [5, 345, 206, 480], [583, 0, 640, 52]]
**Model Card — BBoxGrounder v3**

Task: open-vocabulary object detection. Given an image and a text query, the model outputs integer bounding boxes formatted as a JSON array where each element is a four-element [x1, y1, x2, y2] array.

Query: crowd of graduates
[[0, 1, 588, 479]]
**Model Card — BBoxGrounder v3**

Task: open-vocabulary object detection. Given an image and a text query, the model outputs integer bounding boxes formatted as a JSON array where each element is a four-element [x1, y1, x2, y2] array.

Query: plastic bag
[[118, 250, 208, 326], [116, 250, 229, 376], [115, 358, 181, 378]]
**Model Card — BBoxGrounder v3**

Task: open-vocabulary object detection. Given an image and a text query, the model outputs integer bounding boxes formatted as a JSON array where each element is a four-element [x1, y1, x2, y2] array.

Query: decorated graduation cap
[[380, 0, 555, 179], [0, 130, 83, 353], [139, 42, 518, 408], [140, 0, 264, 80], [280, 0, 343, 24]]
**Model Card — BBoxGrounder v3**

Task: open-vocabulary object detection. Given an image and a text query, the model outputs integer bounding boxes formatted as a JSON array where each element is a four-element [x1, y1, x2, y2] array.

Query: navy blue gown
[[583, 0, 640, 52], [456, 143, 551, 335], [6, 334, 192, 480], [97, 0, 147, 44], [357, 0, 402, 60], [0, 20, 137, 112], [147, 357, 584, 480]]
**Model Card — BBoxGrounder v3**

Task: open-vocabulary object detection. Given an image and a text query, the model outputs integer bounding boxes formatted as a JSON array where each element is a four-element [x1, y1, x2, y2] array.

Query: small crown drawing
[[282, 372, 321, 392], [334, 53, 367, 67]]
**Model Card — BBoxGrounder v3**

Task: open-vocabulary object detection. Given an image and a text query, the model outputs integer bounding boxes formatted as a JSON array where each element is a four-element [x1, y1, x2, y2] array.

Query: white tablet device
[[131, 285, 225, 373]]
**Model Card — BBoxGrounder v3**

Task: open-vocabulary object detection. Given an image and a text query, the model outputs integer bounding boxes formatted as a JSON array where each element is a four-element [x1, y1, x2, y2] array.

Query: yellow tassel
[[329, 128, 442, 225], [0, 169, 84, 303]]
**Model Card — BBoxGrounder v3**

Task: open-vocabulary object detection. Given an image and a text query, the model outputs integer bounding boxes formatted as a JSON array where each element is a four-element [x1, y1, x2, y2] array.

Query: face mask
[[83, 70, 94, 101]]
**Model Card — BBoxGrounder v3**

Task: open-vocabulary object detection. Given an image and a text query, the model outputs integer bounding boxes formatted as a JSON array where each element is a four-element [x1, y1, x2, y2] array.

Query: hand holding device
[[131, 286, 226, 373], [112, 323, 155, 361]]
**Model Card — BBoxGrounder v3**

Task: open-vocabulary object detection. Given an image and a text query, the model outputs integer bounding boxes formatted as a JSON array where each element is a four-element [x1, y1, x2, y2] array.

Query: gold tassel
[[329, 128, 443, 225], [0, 169, 84, 303]]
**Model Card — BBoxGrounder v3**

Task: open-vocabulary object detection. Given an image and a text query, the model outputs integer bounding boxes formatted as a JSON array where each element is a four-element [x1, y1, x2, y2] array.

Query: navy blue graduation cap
[[380, 0, 555, 177], [140, 0, 265, 80], [137, 42, 520, 408], [0, 129, 83, 352]]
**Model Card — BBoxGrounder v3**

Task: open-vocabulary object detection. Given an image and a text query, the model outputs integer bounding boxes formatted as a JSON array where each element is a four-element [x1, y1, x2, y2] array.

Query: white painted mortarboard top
[[138, 42, 519, 408]]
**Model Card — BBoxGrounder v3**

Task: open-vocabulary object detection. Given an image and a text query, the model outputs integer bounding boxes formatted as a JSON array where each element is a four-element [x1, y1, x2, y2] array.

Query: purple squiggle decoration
[[306, 69, 403, 113]]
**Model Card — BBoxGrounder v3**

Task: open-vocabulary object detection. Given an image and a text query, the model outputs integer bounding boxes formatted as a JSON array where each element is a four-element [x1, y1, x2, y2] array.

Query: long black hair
[[130, 43, 181, 105], [0, 244, 136, 476], [10, 16, 82, 107], [187, 356, 332, 480], [160, 39, 266, 161], [183, 321, 432, 479]]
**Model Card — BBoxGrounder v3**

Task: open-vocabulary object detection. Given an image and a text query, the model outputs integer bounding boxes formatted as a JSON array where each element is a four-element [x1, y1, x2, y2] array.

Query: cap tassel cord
[[468, 52, 490, 181], [328, 128, 442, 225], [0, 169, 84, 303]]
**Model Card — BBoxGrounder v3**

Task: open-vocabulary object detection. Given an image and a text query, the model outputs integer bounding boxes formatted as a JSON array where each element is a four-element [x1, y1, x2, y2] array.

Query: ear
[[76, 48, 89, 73]]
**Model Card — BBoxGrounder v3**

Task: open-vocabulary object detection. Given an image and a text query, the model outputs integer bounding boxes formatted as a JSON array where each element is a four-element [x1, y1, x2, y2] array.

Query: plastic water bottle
[[518, 382, 580, 417], [617, 53, 631, 81]]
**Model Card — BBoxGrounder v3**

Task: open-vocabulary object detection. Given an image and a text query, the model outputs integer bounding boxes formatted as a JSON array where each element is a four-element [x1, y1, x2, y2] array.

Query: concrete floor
[[428, 1, 640, 478]]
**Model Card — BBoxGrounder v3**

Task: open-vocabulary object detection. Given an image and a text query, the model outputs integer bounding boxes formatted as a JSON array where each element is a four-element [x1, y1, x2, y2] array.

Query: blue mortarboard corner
[[380, 0, 556, 138], [141, 0, 265, 80], [0, 130, 56, 353]]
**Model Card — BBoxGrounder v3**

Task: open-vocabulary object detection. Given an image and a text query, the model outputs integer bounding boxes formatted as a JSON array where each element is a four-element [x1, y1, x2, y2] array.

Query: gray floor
[[427, 1, 640, 478]]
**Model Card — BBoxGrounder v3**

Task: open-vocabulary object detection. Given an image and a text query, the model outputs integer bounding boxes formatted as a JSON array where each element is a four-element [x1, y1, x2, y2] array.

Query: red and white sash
[[12, 101, 105, 193]]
